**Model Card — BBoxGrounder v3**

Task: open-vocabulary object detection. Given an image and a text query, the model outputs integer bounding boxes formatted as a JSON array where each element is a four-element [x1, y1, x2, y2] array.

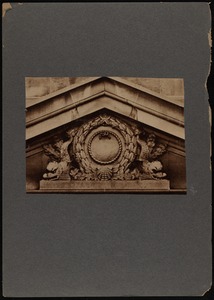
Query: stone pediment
[[26, 77, 184, 141], [26, 77, 186, 193]]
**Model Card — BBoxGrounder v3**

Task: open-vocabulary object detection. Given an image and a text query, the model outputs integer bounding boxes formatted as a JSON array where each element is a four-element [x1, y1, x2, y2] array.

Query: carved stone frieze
[[42, 114, 168, 182]]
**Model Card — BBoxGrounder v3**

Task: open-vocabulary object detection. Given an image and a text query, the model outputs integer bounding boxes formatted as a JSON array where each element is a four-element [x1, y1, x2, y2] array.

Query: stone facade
[[26, 77, 186, 192]]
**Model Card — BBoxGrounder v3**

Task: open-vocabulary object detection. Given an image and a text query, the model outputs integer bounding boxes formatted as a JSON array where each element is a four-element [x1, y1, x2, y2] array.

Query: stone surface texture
[[26, 77, 186, 192]]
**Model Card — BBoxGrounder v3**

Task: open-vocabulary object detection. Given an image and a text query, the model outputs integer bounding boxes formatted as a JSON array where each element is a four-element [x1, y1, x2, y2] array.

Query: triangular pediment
[[26, 77, 185, 141]]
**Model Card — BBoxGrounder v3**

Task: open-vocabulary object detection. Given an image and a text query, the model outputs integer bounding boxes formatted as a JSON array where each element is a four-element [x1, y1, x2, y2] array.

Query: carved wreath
[[73, 114, 137, 178]]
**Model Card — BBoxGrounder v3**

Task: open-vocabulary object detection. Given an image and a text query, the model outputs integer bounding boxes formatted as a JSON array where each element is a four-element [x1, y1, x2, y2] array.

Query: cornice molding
[[26, 77, 184, 109]]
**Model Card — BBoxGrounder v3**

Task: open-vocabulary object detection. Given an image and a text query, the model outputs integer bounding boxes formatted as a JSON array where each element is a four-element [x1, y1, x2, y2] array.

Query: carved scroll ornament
[[42, 114, 167, 181]]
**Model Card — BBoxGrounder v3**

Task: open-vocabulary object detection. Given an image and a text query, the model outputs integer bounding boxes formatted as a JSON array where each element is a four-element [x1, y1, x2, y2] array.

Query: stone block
[[39, 179, 170, 192]]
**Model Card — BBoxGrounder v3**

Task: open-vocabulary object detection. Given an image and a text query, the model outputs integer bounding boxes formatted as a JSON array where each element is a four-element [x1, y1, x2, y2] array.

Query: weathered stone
[[26, 77, 186, 192], [26, 77, 184, 140], [40, 179, 170, 191]]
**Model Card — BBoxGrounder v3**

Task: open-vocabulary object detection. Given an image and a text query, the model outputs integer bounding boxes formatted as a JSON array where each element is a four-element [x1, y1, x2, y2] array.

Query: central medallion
[[88, 130, 122, 164], [72, 114, 138, 175]]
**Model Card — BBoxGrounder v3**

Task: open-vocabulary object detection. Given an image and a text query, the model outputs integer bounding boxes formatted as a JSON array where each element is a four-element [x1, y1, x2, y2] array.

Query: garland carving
[[42, 114, 167, 181]]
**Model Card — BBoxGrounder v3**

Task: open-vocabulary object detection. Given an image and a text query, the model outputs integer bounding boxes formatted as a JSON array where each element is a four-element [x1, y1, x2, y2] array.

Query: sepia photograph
[[26, 76, 186, 193], [3, 2, 212, 297]]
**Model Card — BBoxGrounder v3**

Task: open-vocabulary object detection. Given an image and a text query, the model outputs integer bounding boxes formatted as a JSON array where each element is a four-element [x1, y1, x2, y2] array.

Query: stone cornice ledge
[[26, 90, 184, 129], [108, 77, 184, 108], [26, 77, 185, 141], [26, 77, 184, 109]]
